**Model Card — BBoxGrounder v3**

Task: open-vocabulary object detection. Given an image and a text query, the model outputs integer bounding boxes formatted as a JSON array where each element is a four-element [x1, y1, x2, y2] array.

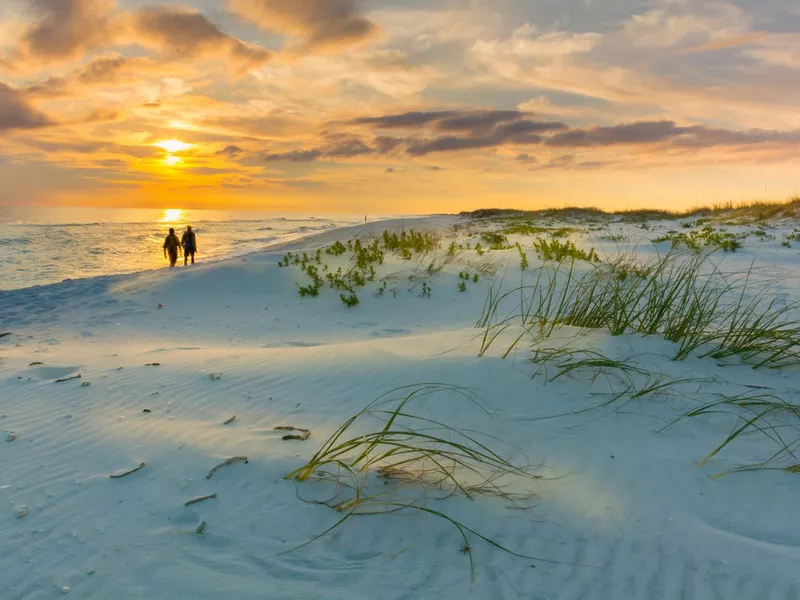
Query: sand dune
[[2, 214, 800, 599]]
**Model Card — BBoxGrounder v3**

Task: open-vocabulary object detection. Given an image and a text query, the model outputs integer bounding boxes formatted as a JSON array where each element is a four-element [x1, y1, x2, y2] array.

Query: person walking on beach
[[163, 227, 181, 268], [181, 225, 197, 265]]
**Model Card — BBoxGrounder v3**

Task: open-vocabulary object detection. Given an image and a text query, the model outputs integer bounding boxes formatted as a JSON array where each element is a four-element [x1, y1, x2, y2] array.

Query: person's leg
[[169, 251, 178, 267], [184, 252, 188, 266], [191, 251, 195, 264]]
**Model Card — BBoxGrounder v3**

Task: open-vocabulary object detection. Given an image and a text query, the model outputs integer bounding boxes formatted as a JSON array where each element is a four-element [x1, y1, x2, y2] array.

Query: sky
[[0, 0, 799, 214]]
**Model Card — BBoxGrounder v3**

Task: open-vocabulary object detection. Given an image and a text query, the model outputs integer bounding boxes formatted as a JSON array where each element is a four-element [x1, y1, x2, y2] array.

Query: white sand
[[2, 215, 800, 599]]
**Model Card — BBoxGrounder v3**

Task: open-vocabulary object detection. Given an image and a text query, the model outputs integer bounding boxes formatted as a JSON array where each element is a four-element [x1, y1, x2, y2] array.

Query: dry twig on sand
[[184, 494, 218, 507], [55, 374, 82, 383], [196, 521, 207, 534], [275, 426, 311, 441], [223, 416, 236, 425], [206, 456, 248, 479]]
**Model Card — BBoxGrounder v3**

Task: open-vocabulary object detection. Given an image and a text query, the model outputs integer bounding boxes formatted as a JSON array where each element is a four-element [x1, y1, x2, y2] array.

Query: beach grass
[[286, 384, 553, 579], [477, 250, 800, 369]]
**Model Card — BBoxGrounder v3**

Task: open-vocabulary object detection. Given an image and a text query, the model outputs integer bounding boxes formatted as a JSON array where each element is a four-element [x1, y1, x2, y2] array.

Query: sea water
[[0, 206, 367, 291]]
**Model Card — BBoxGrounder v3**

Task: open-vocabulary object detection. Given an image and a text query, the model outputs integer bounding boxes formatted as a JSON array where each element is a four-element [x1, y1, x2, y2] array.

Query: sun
[[155, 139, 192, 153], [163, 155, 182, 167]]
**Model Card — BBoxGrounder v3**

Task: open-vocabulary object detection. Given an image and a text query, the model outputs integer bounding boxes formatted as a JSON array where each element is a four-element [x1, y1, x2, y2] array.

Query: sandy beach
[[2, 211, 800, 599]]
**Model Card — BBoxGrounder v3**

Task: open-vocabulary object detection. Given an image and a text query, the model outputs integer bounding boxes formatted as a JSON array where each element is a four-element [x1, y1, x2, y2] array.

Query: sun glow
[[163, 154, 182, 167], [155, 139, 192, 153], [160, 209, 184, 222]]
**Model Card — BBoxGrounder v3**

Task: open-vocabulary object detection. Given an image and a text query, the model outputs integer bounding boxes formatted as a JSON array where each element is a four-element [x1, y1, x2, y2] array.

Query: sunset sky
[[1, 0, 799, 214]]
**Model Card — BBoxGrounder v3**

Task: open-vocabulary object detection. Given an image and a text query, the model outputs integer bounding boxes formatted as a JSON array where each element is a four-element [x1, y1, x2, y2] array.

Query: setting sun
[[155, 139, 192, 153], [163, 155, 182, 167]]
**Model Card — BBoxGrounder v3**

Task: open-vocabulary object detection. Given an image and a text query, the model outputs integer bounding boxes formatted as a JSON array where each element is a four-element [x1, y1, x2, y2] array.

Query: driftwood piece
[[109, 462, 146, 479], [206, 456, 248, 479], [196, 521, 207, 534], [55, 374, 82, 383], [223, 415, 236, 425]]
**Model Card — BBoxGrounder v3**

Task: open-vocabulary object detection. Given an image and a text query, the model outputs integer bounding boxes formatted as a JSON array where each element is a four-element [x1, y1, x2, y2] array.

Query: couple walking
[[163, 226, 197, 268]]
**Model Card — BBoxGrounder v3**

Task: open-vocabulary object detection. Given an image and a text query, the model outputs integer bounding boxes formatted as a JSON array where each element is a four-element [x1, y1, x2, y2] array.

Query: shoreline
[[0, 215, 453, 297]]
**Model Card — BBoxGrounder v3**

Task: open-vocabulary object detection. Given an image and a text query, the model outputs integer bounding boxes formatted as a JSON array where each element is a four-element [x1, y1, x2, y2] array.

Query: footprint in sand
[[27, 365, 82, 381], [370, 328, 411, 337]]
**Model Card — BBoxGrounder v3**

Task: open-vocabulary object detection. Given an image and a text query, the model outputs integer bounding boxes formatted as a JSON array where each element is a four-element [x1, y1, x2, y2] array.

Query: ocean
[[0, 206, 368, 291]]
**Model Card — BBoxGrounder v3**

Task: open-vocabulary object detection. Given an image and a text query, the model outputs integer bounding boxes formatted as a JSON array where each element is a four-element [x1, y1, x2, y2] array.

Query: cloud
[[346, 110, 569, 156], [216, 145, 245, 157], [406, 136, 498, 156], [351, 110, 458, 129], [134, 6, 272, 66], [435, 110, 523, 133], [259, 112, 800, 164], [325, 137, 373, 158], [228, 0, 377, 51], [201, 115, 299, 139], [0, 82, 56, 132], [547, 121, 680, 147], [536, 155, 617, 171], [26, 54, 129, 97], [76, 54, 127, 83], [262, 149, 323, 162], [472, 24, 600, 63], [21, 0, 116, 60], [545, 120, 800, 148]]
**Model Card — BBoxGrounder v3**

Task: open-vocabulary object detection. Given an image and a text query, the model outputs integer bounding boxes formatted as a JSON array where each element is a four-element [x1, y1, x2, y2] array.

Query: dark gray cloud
[[352, 111, 458, 128], [262, 149, 323, 162], [22, 0, 114, 59], [348, 110, 569, 154], [546, 121, 680, 147], [135, 7, 272, 65], [546, 120, 800, 148], [499, 120, 569, 137], [325, 138, 373, 158], [260, 113, 800, 163], [228, 0, 377, 50], [0, 83, 56, 132], [216, 145, 245, 157], [515, 153, 538, 164], [436, 110, 524, 133], [373, 136, 404, 154], [406, 136, 498, 156]]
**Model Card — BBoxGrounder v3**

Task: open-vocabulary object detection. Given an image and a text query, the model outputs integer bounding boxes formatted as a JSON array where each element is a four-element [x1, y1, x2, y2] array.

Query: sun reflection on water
[[160, 209, 184, 223]]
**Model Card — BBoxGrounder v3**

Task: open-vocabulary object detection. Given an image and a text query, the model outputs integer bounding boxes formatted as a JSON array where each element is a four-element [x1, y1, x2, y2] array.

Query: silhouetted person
[[163, 227, 181, 268], [182, 225, 197, 265]]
